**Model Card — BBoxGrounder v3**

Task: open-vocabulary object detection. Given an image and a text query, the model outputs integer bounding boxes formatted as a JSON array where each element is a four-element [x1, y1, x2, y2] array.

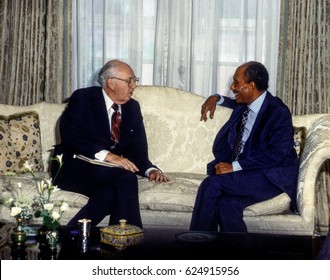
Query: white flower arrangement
[[4, 182, 33, 221], [2, 154, 69, 230], [32, 154, 69, 230]]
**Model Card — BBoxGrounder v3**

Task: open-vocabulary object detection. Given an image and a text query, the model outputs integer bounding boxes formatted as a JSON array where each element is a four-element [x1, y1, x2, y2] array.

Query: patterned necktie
[[111, 103, 121, 144], [231, 107, 250, 161]]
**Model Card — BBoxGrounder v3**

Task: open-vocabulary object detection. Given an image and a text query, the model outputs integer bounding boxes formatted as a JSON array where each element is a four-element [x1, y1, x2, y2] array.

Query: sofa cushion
[[0, 173, 88, 207], [138, 172, 292, 217], [138, 172, 206, 212], [0, 172, 89, 225], [243, 193, 291, 217], [0, 111, 43, 175], [241, 127, 305, 217]]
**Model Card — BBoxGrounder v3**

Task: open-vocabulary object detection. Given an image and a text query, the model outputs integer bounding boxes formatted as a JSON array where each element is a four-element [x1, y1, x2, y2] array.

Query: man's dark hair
[[243, 61, 269, 91]]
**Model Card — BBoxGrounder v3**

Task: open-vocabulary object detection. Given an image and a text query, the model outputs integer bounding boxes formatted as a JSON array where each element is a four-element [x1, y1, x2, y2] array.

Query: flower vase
[[37, 225, 49, 248], [11, 217, 27, 245], [46, 229, 59, 250]]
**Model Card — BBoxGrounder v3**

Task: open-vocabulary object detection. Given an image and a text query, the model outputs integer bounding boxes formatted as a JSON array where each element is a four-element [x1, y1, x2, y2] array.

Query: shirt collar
[[248, 91, 267, 114], [102, 89, 121, 112]]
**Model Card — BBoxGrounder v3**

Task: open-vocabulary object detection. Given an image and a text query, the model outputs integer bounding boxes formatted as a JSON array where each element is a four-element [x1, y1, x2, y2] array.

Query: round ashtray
[[175, 231, 217, 243]]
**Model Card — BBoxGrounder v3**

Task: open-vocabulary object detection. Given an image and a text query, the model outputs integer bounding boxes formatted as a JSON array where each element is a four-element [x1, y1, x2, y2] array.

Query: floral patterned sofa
[[0, 86, 329, 236]]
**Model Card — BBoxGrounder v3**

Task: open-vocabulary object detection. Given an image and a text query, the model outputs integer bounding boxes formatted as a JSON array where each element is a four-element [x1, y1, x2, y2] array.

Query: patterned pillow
[[0, 111, 43, 175], [293, 126, 307, 158], [0, 117, 11, 174], [243, 193, 291, 217]]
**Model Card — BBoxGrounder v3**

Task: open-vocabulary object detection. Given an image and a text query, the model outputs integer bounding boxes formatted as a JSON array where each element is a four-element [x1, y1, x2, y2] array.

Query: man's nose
[[230, 83, 235, 92]]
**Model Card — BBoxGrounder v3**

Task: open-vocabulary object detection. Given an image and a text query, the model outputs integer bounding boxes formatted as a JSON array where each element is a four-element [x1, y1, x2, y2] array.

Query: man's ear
[[106, 78, 114, 90], [249, 81, 256, 90]]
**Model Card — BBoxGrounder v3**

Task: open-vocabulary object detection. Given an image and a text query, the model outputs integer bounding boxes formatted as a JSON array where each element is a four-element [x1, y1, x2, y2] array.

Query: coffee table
[[1, 225, 315, 260], [57, 226, 314, 260]]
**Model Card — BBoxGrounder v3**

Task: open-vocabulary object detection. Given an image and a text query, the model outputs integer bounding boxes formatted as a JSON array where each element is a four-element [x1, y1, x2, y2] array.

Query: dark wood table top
[[56, 226, 313, 260], [1, 225, 315, 260]]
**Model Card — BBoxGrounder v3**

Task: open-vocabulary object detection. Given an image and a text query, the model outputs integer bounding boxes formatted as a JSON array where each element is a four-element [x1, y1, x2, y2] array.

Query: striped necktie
[[111, 103, 121, 144], [231, 107, 250, 161]]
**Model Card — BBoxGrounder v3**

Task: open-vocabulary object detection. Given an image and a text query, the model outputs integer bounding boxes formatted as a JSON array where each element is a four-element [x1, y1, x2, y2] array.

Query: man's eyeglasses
[[110, 76, 140, 87]]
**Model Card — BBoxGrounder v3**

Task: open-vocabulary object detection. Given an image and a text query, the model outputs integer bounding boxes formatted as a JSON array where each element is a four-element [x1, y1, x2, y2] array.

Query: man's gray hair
[[97, 60, 123, 87]]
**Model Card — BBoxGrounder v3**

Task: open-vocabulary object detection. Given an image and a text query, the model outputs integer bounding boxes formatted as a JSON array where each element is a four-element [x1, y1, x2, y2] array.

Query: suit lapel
[[247, 91, 271, 138], [93, 88, 112, 139], [242, 92, 271, 154], [212, 105, 246, 154]]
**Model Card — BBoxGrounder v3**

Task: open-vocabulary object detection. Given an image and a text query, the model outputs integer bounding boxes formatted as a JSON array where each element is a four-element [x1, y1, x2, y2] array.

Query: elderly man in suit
[[54, 60, 168, 228], [190, 61, 299, 232]]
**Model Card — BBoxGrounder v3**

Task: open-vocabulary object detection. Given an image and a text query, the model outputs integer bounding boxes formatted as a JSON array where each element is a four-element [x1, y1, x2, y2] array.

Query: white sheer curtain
[[72, 0, 281, 98]]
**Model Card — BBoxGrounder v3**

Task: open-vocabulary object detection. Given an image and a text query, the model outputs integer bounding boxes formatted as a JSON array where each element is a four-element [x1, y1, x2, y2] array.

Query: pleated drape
[[277, 0, 330, 235], [0, 0, 71, 105]]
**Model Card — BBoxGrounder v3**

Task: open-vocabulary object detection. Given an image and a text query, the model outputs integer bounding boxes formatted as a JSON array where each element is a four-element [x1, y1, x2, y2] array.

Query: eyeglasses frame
[[110, 76, 139, 87]]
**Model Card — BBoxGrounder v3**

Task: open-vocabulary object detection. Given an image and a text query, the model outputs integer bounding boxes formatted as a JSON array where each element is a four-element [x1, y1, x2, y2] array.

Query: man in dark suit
[[190, 61, 299, 232], [53, 60, 169, 228]]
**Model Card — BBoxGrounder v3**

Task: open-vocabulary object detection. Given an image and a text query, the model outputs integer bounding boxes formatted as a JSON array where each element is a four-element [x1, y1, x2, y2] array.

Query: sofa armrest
[[296, 115, 330, 222]]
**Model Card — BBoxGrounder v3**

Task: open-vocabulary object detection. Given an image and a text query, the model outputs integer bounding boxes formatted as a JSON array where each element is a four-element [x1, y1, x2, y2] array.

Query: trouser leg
[[190, 176, 221, 231], [64, 167, 142, 228], [67, 185, 116, 227], [190, 170, 282, 232], [217, 196, 254, 232], [107, 171, 142, 228]]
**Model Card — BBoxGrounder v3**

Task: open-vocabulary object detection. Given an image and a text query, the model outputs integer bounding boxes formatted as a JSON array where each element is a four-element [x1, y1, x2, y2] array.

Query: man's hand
[[200, 95, 220, 122], [215, 162, 233, 174], [105, 152, 139, 172], [148, 170, 169, 183]]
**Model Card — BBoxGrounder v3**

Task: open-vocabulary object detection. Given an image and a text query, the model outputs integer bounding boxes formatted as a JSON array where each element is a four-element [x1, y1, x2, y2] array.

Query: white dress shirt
[[95, 89, 121, 160], [95, 89, 159, 177]]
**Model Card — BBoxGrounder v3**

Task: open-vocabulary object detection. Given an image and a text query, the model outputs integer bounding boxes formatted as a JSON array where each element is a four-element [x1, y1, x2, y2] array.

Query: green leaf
[[40, 210, 49, 218]]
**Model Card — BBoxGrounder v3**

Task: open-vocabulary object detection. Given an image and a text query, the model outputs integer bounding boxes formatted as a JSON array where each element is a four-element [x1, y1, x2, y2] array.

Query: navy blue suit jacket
[[208, 92, 299, 208], [57, 86, 156, 179]]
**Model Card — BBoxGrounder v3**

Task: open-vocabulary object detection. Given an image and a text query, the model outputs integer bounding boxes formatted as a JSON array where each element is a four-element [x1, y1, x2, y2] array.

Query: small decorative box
[[100, 219, 145, 250]]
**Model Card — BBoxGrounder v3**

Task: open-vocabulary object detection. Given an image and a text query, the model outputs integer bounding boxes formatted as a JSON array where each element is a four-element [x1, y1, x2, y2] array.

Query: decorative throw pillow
[[0, 111, 43, 175], [293, 126, 307, 158], [243, 193, 291, 217], [0, 117, 11, 174]]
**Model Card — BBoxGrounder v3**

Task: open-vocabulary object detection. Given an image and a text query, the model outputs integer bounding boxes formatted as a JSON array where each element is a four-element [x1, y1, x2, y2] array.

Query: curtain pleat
[[72, 0, 281, 98], [277, 0, 330, 235], [277, 0, 330, 115], [0, 0, 71, 105]]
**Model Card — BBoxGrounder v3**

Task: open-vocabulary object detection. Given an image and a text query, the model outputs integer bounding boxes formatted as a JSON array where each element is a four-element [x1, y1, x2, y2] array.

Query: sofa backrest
[[133, 86, 232, 174], [1, 87, 327, 177]]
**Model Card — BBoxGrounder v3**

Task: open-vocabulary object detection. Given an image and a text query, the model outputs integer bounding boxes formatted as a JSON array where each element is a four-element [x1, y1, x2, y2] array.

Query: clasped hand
[[215, 162, 233, 174]]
